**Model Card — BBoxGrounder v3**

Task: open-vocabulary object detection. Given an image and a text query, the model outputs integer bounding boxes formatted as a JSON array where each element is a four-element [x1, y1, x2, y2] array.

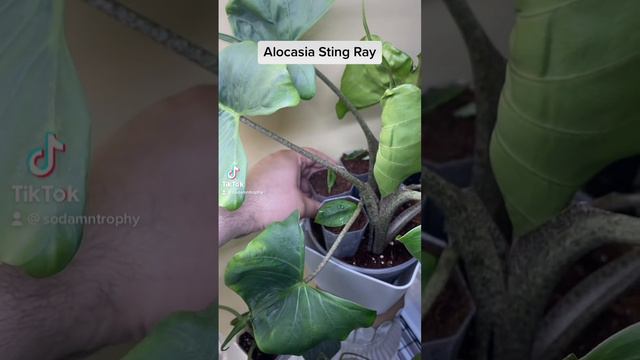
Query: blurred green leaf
[[0, 0, 90, 277], [490, 0, 640, 235], [225, 212, 376, 355], [122, 305, 217, 360], [327, 168, 337, 194], [578, 322, 640, 360]]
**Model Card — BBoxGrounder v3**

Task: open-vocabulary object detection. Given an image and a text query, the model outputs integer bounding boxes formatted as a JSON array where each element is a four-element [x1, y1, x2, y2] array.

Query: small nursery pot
[[303, 219, 420, 313], [422, 233, 476, 360], [309, 168, 354, 202], [235, 331, 290, 360], [340, 153, 370, 182], [319, 196, 369, 258]]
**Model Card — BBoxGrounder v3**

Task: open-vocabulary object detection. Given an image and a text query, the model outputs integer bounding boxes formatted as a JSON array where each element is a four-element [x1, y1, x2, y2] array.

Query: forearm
[[0, 261, 124, 360], [218, 205, 259, 246]]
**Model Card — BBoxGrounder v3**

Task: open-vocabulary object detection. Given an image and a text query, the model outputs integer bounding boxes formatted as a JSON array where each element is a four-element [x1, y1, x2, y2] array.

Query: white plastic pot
[[303, 220, 420, 314]]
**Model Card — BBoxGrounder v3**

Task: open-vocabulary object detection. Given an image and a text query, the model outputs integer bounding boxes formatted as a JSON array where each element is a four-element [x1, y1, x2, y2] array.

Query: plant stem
[[314, 68, 380, 190], [84, 0, 217, 74], [238, 116, 366, 190], [386, 201, 421, 241], [218, 305, 241, 318], [442, 0, 506, 218], [305, 203, 363, 283]]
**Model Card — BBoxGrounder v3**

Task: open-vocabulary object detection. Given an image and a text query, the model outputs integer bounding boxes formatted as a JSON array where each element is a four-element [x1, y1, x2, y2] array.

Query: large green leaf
[[225, 211, 376, 355], [396, 225, 421, 261], [226, 0, 335, 42], [374, 84, 422, 197], [573, 322, 640, 360], [122, 304, 217, 360], [490, 0, 640, 235], [218, 41, 300, 210], [0, 0, 90, 277], [287, 64, 317, 100], [336, 35, 419, 119]]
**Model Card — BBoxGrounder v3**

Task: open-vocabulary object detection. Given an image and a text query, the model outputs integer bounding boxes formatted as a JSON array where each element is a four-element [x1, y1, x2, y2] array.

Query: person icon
[[11, 211, 23, 227]]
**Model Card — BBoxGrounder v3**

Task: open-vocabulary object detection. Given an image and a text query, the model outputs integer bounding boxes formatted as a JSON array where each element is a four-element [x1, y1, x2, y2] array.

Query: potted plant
[[218, 0, 422, 357], [309, 169, 355, 201], [423, 0, 640, 359]]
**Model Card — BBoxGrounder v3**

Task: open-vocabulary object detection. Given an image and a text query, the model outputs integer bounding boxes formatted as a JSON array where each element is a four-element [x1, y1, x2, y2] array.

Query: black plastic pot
[[319, 195, 368, 258], [422, 234, 476, 360]]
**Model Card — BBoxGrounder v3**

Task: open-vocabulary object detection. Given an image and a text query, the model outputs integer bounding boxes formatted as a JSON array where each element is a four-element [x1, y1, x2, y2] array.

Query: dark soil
[[325, 209, 368, 234], [423, 88, 475, 163], [341, 154, 370, 176], [548, 244, 640, 358], [310, 169, 352, 196], [238, 332, 277, 360], [311, 220, 412, 269], [424, 273, 472, 340]]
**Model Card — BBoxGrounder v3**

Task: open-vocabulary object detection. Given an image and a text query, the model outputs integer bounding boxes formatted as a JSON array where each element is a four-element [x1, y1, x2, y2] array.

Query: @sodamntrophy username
[[11, 212, 141, 228]]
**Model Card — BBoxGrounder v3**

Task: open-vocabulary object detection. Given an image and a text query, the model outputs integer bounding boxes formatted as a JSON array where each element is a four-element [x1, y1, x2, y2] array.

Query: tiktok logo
[[227, 164, 240, 180], [26, 132, 66, 178]]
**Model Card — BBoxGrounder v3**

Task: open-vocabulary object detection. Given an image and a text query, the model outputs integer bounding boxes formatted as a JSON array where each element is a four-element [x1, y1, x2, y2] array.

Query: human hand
[[219, 149, 335, 244]]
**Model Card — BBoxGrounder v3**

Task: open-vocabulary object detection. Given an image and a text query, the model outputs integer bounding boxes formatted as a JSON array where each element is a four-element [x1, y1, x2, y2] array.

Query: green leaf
[[563, 355, 579, 360], [579, 322, 640, 360], [218, 41, 300, 210], [336, 35, 418, 119], [315, 199, 358, 227], [219, 41, 300, 117], [226, 0, 335, 41], [490, 0, 640, 235], [287, 64, 317, 100], [225, 212, 376, 355], [0, 0, 90, 277], [326, 168, 337, 194], [343, 149, 369, 161], [122, 304, 217, 360], [374, 84, 422, 197], [396, 225, 421, 261], [219, 105, 248, 211]]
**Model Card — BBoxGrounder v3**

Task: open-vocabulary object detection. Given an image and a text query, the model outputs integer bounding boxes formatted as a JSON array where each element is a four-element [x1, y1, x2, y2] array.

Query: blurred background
[[64, 1, 215, 358]]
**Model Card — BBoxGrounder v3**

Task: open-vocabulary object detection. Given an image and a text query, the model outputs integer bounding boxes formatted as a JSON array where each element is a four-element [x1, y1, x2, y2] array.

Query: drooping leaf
[[336, 35, 419, 119], [122, 304, 217, 360], [578, 322, 640, 360], [374, 84, 422, 197], [225, 211, 376, 355], [490, 0, 640, 235], [314, 199, 358, 227], [226, 0, 335, 42], [218, 41, 300, 210], [0, 0, 91, 277], [219, 41, 300, 117], [219, 105, 248, 211], [343, 149, 369, 161], [396, 225, 421, 261], [287, 64, 317, 100]]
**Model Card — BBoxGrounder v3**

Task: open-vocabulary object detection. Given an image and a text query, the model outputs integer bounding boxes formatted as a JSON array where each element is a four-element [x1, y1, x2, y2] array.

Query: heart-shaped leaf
[[218, 41, 301, 210], [122, 304, 217, 360], [314, 199, 358, 227], [287, 64, 317, 100], [490, 0, 640, 235], [374, 84, 422, 197], [0, 0, 91, 277], [578, 322, 640, 360], [225, 211, 376, 355], [226, 0, 335, 42], [396, 225, 421, 261], [336, 35, 419, 119]]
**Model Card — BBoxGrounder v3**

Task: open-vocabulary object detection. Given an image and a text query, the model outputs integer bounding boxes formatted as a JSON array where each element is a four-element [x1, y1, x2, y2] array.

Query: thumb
[[300, 195, 321, 219]]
